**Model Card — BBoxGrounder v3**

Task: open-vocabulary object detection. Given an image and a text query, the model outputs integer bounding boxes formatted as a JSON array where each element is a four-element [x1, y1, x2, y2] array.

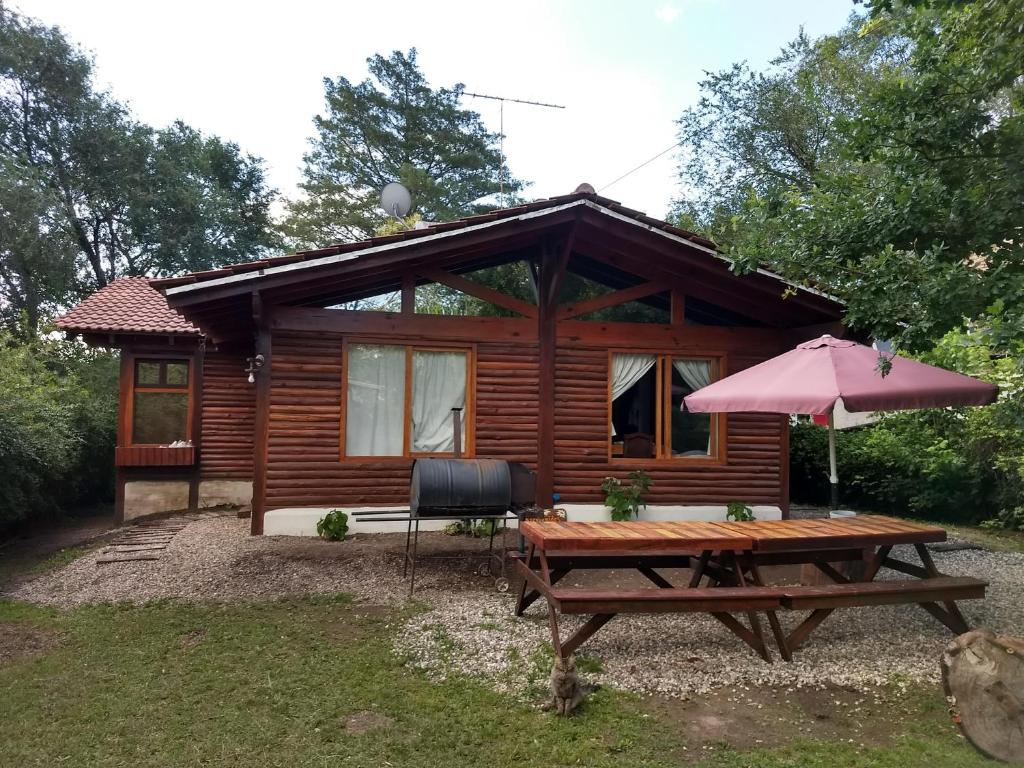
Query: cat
[[543, 654, 600, 716]]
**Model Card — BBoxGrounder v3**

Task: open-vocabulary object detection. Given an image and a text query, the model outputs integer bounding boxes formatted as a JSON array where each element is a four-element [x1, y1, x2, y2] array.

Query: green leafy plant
[[601, 471, 653, 522], [980, 507, 1024, 532], [316, 509, 349, 541], [726, 501, 755, 522]]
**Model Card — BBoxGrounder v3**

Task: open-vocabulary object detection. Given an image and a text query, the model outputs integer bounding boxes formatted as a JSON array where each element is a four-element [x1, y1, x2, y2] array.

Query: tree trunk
[[942, 629, 1024, 763]]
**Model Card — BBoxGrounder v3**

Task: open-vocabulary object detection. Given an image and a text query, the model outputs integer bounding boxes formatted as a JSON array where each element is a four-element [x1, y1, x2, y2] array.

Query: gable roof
[[55, 277, 200, 337], [57, 191, 845, 341], [151, 190, 720, 294]]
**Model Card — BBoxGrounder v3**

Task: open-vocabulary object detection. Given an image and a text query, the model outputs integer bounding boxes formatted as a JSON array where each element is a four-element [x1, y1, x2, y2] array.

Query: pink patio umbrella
[[684, 335, 998, 509]]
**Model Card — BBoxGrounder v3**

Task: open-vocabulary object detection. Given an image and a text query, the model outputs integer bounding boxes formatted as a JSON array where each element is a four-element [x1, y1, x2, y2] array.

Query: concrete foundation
[[262, 503, 783, 537], [197, 480, 252, 510], [123, 480, 190, 521]]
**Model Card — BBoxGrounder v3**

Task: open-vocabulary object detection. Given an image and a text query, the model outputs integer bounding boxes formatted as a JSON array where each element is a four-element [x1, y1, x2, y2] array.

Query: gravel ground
[[8, 514, 1023, 699], [395, 545, 1024, 698]]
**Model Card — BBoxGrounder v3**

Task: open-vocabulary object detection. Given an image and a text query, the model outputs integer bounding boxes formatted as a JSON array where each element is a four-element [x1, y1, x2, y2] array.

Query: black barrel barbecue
[[353, 457, 536, 595]]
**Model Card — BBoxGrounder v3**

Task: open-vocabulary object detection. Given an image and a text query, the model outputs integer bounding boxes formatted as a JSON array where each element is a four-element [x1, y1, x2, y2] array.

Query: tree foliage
[[0, 6, 280, 330], [282, 49, 524, 247], [674, 0, 1024, 357], [0, 331, 118, 531]]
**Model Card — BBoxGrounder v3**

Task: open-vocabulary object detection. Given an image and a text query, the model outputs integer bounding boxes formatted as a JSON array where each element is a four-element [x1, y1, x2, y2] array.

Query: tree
[[0, 158, 76, 332], [283, 49, 524, 247], [0, 6, 280, 315], [673, 1, 1024, 357]]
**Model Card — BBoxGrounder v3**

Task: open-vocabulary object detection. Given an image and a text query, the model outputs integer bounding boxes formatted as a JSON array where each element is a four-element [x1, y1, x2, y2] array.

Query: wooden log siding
[[552, 347, 784, 505], [199, 348, 256, 479], [262, 332, 541, 507], [258, 329, 783, 510]]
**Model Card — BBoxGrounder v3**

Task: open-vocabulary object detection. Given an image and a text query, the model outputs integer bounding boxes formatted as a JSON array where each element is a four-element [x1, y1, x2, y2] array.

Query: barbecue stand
[[351, 509, 518, 595]]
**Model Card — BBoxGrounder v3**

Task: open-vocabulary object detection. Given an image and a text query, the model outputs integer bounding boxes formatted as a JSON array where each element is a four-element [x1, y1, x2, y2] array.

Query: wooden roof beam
[[416, 266, 538, 318], [556, 281, 664, 320]]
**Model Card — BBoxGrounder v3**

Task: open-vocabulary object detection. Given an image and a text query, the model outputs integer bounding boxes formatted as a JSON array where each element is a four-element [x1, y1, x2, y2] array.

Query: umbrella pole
[[827, 411, 839, 510]]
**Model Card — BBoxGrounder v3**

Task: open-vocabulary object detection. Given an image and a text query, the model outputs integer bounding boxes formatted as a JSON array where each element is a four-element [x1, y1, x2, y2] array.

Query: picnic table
[[513, 516, 987, 662]]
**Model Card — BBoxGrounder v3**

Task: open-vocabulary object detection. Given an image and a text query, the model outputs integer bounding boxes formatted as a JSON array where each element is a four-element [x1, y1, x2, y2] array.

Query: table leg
[[914, 543, 970, 634], [729, 550, 771, 662], [403, 517, 413, 577], [785, 544, 892, 652], [689, 550, 711, 588], [514, 542, 536, 614], [408, 519, 420, 597], [744, 552, 791, 662]]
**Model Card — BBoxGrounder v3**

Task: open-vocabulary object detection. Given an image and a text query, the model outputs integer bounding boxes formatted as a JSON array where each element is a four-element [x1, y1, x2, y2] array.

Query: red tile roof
[[55, 277, 200, 336]]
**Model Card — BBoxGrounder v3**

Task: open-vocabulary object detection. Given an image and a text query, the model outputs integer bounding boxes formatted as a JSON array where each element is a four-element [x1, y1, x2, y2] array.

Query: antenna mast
[[463, 91, 565, 206]]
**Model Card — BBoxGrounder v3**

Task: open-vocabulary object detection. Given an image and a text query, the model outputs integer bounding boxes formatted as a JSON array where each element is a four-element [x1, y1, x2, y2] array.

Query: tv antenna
[[463, 91, 565, 207]]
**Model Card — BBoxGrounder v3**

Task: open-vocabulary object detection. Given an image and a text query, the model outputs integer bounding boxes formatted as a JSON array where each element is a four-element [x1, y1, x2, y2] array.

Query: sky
[[14, 0, 856, 220]]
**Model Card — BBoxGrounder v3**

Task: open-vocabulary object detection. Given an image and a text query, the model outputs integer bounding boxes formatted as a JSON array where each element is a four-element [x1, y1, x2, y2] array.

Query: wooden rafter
[[416, 267, 539, 318], [556, 281, 663, 321]]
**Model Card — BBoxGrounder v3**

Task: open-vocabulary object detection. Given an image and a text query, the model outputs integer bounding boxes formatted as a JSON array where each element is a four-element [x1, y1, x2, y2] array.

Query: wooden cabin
[[56, 190, 846, 534]]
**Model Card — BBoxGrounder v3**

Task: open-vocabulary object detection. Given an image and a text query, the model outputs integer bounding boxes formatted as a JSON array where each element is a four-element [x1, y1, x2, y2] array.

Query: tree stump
[[942, 629, 1024, 763]]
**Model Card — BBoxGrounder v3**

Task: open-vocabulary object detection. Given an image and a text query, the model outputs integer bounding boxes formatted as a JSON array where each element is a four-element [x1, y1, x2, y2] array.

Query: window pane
[[609, 353, 657, 458], [136, 361, 161, 386], [346, 344, 405, 456], [165, 362, 189, 386], [670, 359, 713, 456], [411, 351, 467, 453], [133, 391, 188, 444]]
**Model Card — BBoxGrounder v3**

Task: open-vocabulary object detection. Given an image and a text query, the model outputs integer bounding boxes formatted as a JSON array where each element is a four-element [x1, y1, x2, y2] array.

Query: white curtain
[[411, 350, 467, 453], [673, 358, 711, 394], [674, 358, 713, 454], [346, 344, 405, 455], [610, 353, 656, 436], [611, 353, 656, 401]]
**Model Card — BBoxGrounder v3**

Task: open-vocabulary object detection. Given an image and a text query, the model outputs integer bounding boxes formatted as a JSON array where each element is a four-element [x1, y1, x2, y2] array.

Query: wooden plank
[[553, 585, 784, 615], [417, 267, 538, 318], [520, 520, 753, 552], [556, 281, 663, 321], [97, 553, 162, 564], [781, 577, 987, 609]]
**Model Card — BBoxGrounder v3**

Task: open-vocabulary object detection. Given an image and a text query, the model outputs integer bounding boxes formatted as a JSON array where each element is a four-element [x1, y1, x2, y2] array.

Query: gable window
[[608, 353, 722, 461], [344, 343, 471, 458], [130, 358, 191, 445]]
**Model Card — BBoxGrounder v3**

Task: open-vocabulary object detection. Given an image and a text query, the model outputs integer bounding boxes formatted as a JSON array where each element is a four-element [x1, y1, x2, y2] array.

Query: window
[[130, 358, 191, 445], [608, 353, 721, 460], [344, 343, 471, 457]]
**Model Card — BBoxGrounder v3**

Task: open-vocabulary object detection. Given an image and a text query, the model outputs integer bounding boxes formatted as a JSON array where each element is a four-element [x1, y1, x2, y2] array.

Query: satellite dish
[[380, 182, 412, 219]]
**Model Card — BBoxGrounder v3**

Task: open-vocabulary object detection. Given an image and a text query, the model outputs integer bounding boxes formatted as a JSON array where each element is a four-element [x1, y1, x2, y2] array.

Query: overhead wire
[[598, 141, 682, 194]]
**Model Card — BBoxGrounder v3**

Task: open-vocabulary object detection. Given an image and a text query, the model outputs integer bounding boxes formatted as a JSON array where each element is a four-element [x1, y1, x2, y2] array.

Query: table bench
[[514, 517, 988, 663]]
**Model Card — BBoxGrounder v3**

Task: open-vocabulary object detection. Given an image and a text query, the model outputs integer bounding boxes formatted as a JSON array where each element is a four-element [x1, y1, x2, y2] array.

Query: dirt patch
[[0, 622, 61, 664], [643, 683, 916, 759], [325, 604, 392, 643], [343, 710, 394, 735], [179, 628, 207, 649]]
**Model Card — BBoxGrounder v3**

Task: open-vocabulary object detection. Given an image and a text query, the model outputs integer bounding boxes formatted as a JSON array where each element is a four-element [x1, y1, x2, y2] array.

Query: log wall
[[258, 330, 785, 509], [551, 347, 783, 505], [199, 347, 255, 479]]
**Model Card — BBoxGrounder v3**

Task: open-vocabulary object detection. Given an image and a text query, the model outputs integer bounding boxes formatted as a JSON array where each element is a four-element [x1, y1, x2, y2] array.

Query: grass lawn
[[0, 592, 997, 768]]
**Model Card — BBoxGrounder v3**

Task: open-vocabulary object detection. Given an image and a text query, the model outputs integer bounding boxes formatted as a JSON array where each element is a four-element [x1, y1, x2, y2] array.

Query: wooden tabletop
[[519, 515, 946, 553], [520, 520, 755, 552]]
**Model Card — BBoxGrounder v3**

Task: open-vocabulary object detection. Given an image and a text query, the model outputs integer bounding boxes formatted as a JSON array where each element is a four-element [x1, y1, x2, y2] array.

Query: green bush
[[316, 509, 349, 541], [601, 471, 652, 521], [789, 330, 1023, 524], [0, 331, 117, 534]]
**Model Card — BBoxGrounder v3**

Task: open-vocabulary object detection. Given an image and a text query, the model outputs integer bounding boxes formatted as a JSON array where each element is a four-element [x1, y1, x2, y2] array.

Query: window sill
[[608, 456, 726, 467], [115, 445, 196, 467]]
